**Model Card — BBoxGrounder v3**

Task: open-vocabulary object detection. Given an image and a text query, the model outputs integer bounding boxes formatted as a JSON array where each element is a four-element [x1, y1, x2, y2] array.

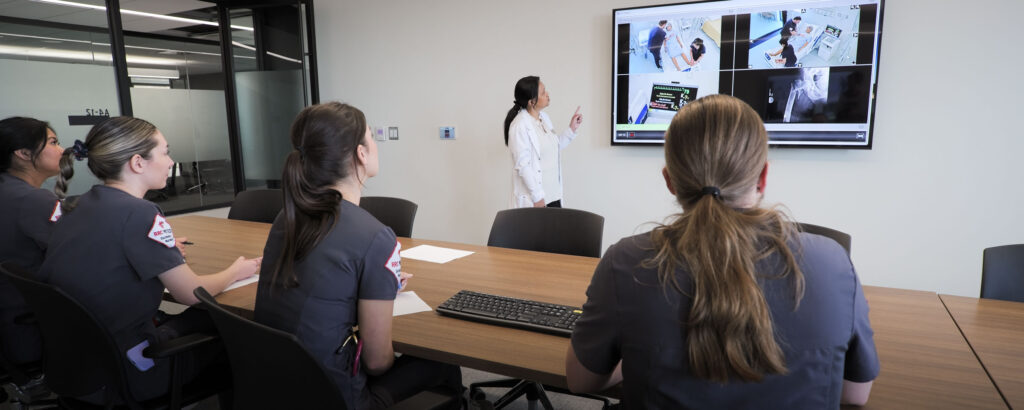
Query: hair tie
[[71, 139, 89, 161], [700, 186, 721, 200]]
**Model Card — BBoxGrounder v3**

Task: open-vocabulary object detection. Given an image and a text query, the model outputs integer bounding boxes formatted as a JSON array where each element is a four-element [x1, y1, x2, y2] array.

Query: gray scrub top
[[39, 185, 184, 356], [0, 172, 60, 363], [254, 199, 401, 410], [571, 231, 879, 409]]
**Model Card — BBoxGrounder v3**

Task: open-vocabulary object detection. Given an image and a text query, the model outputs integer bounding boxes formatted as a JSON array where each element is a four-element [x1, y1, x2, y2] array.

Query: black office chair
[[227, 189, 283, 223], [487, 208, 605, 258], [359, 196, 419, 237], [192, 287, 457, 410], [474, 208, 610, 409], [980, 244, 1024, 302], [797, 222, 852, 255], [0, 262, 224, 410]]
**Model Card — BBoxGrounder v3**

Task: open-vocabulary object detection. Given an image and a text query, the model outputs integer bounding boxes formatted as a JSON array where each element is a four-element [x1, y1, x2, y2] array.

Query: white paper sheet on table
[[399, 244, 474, 264], [224, 275, 260, 292], [393, 291, 432, 316]]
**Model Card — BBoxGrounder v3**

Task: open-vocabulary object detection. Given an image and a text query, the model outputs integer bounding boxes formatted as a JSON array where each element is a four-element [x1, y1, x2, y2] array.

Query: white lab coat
[[507, 109, 576, 208]]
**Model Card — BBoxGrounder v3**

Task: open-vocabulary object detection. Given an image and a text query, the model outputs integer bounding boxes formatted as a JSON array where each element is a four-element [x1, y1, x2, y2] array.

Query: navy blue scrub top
[[39, 185, 184, 357], [571, 231, 879, 409], [0, 172, 61, 363], [255, 199, 401, 410]]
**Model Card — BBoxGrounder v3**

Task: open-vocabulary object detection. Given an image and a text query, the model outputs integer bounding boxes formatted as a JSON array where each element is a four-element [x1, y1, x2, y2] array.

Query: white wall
[[315, 0, 1024, 297]]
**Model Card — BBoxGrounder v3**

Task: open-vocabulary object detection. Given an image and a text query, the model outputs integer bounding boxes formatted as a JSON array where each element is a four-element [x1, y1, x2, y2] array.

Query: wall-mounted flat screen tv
[[613, 0, 883, 148]]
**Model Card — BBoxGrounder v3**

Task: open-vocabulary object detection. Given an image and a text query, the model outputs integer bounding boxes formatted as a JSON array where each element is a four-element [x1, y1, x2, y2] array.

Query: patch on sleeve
[[49, 200, 62, 222], [147, 214, 176, 248], [384, 240, 401, 285]]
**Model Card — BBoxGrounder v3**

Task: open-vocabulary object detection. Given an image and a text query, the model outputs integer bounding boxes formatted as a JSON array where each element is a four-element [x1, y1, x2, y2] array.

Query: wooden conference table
[[941, 295, 1024, 409], [170, 215, 1006, 409]]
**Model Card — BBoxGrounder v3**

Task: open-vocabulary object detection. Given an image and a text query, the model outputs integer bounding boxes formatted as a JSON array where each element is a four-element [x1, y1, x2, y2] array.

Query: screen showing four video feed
[[613, 0, 883, 148]]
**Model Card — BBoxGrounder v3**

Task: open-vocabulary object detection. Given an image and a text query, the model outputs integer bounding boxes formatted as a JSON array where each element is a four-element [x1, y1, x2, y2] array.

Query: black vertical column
[[218, 4, 246, 194], [304, 0, 319, 104], [104, 0, 132, 116]]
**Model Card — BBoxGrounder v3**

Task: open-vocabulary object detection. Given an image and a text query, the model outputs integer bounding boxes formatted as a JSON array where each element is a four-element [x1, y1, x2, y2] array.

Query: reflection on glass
[[0, 2, 118, 197], [229, 7, 309, 190], [125, 34, 236, 213]]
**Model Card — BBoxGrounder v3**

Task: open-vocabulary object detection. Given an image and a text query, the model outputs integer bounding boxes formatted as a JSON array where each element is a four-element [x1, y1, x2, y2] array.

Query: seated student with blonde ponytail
[[38, 116, 262, 402], [566, 95, 878, 408], [254, 102, 462, 410], [0, 117, 64, 365]]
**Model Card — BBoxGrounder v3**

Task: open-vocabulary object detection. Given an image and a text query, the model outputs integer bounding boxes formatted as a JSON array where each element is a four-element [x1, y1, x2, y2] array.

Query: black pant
[[546, 200, 562, 208], [129, 308, 230, 403], [367, 355, 463, 410], [650, 46, 663, 68]]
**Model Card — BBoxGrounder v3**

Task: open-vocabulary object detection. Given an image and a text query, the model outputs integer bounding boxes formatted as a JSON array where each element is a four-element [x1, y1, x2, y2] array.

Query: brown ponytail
[[269, 102, 367, 290], [54, 117, 158, 212], [646, 94, 803, 383]]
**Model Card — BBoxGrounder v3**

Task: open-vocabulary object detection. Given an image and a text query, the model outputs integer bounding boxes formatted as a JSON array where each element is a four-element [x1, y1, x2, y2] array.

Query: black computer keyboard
[[436, 290, 582, 337]]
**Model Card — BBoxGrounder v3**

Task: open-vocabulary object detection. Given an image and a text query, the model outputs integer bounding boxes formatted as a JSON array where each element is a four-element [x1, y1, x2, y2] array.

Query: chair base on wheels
[[470, 378, 611, 410]]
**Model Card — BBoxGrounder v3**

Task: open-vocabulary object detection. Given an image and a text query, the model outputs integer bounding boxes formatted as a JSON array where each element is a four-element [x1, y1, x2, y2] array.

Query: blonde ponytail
[[646, 94, 803, 383]]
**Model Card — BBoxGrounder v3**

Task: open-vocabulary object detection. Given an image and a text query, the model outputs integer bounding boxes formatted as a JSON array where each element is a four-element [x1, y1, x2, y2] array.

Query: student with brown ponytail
[[254, 102, 462, 410], [38, 116, 261, 402], [565, 95, 878, 408], [0, 117, 63, 365]]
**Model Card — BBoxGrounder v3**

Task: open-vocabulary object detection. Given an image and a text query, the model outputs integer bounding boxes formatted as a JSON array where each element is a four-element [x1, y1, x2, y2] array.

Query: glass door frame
[[215, 0, 320, 194]]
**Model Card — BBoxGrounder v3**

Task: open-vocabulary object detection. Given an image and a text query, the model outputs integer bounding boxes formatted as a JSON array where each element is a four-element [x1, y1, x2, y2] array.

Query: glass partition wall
[[0, 0, 317, 214]]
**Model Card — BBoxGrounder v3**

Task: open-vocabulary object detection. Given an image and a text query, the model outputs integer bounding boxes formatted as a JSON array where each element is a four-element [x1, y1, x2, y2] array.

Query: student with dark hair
[[38, 116, 261, 402], [254, 102, 462, 410], [565, 95, 878, 408], [503, 76, 583, 208], [770, 36, 798, 67], [682, 37, 707, 67], [0, 116, 62, 365]]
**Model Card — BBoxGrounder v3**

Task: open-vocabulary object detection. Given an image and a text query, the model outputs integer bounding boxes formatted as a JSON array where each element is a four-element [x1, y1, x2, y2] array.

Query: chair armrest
[[13, 312, 36, 325], [143, 333, 218, 359]]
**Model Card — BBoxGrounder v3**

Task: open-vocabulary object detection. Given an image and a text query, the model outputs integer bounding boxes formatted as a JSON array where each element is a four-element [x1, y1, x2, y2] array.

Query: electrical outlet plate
[[440, 126, 455, 140], [388, 127, 399, 140]]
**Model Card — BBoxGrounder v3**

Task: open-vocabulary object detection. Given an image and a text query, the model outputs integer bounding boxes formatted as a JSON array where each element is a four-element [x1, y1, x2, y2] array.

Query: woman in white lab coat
[[502, 76, 583, 208]]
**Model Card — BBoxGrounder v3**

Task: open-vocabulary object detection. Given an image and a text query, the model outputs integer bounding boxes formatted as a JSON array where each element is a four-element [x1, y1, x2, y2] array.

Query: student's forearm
[[841, 380, 873, 406]]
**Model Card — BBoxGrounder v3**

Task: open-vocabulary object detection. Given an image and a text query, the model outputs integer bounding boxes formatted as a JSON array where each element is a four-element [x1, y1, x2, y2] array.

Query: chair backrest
[[192, 287, 348, 410], [797, 222, 851, 256], [487, 208, 605, 258], [981, 244, 1024, 302], [359, 196, 418, 237], [227, 189, 283, 223], [0, 262, 129, 401]]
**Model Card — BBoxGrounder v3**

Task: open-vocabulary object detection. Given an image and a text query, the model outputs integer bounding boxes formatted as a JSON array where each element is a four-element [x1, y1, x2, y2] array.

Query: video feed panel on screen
[[611, 0, 883, 148]]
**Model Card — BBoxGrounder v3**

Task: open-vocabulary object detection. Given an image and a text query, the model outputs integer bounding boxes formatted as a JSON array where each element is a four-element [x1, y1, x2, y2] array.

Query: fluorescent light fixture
[[0, 44, 183, 66], [127, 67, 179, 79], [130, 76, 171, 85], [30, 0, 255, 32], [131, 84, 171, 89]]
